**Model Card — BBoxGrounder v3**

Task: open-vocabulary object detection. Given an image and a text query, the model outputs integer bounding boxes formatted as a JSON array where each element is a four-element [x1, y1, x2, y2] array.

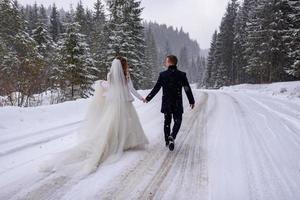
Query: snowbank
[[221, 81, 300, 100], [0, 98, 89, 135]]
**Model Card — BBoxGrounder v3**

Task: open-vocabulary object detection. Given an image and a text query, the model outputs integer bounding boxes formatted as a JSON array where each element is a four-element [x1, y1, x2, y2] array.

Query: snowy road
[[1, 87, 300, 200]]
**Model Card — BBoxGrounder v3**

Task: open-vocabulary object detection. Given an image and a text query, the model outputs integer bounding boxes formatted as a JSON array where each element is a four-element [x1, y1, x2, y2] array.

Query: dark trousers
[[164, 112, 183, 142]]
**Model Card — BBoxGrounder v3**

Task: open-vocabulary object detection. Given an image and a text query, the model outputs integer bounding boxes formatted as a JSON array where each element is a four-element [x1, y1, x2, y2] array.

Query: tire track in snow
[[0, 127, 79, 157], [0, 120, 82, 145], [236, 93, 300, 149], [224, 92, 300, 199], [11, 174, 76, 200], [98, 92, 210, 200], [0, 123, 83, 199], [0, 122, 82, 157]]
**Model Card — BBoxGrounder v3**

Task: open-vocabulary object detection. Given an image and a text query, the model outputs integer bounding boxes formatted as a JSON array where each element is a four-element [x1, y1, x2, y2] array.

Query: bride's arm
[[128, 77, 144, 101], [99, 73, 110, 88], [107, 72, 111, 82]]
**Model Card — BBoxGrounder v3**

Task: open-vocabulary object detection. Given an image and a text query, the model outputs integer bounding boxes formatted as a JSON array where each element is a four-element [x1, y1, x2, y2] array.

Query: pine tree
[[62, 6, 75, 24], [244, 0, 295, 83], [58, 22, 98, 100], [0, 0, 20, 97], [144, 28, 158, 87], [220, 0, 239, 85], [75, 1, 89, 36], [205, 0, 238, 88], [157, 40, 172, 67], [0, 0, 22, 39], [268, 0, 295, 81], [85, 8, 94, 44], [233, 0, 258, 84], [106, 0, 146, 88], [164, 41, 172, 57], [32, 25, 55, 90], [196, 55, 206, 85], [203, 31, 218, 88], [49, 4, 61, 42], [90, 0, 107, 79], [179, 46, 189, 71], [94, 0, 105, 21], [48, 43, 64, 97], [106, 0, 131, 63], [32, 26, 52, 57], [286, 0, 300, 78], [243, 0, 269, 83], [126, 0, 146, 88], [25, 2, 39, 35], [0, 0, 43, 106], [189, 58, 197, 83], [38, 5, 48, 26]]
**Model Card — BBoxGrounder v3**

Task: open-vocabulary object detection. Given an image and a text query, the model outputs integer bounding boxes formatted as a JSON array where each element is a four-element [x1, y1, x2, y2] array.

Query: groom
[[145, 55, 195, 151]]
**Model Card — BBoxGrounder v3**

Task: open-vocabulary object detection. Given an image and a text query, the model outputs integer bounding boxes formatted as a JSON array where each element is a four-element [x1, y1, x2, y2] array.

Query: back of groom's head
[[166, 55, 178, 66]]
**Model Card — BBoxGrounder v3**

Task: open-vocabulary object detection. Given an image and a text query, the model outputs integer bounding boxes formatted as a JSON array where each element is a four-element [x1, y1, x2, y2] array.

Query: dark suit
[[146, 65, 195, 142]]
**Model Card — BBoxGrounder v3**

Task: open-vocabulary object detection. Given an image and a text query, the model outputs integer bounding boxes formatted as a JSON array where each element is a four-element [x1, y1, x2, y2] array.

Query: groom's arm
[[146, 74, 162, 102], [182, 73, 195, 106]]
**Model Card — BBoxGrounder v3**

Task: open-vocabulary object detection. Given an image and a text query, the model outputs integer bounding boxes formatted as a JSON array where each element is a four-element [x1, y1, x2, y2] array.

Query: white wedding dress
[[39, 59, 149, 176]]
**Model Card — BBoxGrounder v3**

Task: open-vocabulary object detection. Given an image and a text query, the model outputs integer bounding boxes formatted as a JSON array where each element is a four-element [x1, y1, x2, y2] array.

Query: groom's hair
[[166, 55, 178, 65]]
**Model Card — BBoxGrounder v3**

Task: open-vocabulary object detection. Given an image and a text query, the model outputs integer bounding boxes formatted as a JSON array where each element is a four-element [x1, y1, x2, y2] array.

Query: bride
[[40, 57, 149, 176]]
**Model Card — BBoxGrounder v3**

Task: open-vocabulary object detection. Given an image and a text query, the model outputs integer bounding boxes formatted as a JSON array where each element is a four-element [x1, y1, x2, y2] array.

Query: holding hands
[[142, 97, 194, 110], [142, 98, 148, 103]]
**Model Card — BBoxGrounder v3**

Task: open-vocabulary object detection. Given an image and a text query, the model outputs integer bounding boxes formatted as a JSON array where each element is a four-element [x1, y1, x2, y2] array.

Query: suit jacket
[[146, 65, 195, 114]]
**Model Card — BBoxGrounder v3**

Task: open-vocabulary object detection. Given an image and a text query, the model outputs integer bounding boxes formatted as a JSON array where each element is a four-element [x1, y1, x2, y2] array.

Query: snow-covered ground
[[221, 81, 300, 100], [1, 82, 300, 200]]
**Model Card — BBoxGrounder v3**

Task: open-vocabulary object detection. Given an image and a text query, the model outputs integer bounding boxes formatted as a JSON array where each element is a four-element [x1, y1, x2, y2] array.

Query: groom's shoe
[[165, 140, 169, 147], [168, 136, 175, 151]]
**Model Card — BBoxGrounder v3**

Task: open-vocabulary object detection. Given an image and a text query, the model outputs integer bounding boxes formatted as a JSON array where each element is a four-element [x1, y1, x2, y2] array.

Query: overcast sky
[[18, 0, 231, 48]]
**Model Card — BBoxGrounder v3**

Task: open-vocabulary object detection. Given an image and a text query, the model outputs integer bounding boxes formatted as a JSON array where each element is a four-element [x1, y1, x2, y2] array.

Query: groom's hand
[[190, 104, 195, 109]]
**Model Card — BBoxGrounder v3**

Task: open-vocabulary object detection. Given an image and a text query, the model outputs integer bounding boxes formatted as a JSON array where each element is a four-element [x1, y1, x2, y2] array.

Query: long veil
[[39, 59, 131, 177]]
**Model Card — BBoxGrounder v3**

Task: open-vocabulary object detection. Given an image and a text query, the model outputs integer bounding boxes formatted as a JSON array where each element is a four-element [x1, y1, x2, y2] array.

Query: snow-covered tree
[[106, 0, 146, 88], [144, 28, 158, 87], [38, 5, 48, 26], [75, 1, 89, 36], [203, 31, 218, 88], [90, 0, 107, 79], [49, 4, 61, 42], [58, 22, 98, 100], [244, 0, 297, 83], [32, 26, 52, 57], [179, 46, 189, 70], [164, 41, 172, 57], [195, 55, 206, 85], [26, 2, 39, 34], [206, 0, 238, 88], [286, 0, 300, 78], [62, 6, 75, 24], [205, 0, 300, 88], [0, 0, 43, 106], [189, 58, 197, 83], [233, 0, 258, 84]]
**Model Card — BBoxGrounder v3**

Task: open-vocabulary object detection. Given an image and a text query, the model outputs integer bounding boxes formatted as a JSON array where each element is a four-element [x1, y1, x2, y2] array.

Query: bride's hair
[[116, 56, 129, 79]]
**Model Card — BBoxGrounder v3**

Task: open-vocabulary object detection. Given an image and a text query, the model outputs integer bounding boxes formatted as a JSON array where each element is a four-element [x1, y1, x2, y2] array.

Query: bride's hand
[[142, 98, 147, 103], [100, 81, 109, 88]]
